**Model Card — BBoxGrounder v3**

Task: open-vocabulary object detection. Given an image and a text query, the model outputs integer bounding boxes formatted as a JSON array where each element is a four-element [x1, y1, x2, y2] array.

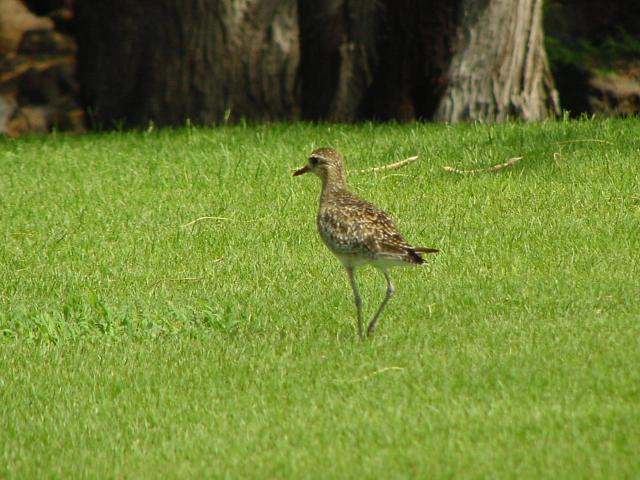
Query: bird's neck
[[319, 169, 347, 203]]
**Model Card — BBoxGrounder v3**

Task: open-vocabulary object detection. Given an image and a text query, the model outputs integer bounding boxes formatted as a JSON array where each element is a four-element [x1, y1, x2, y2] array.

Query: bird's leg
[[367, 270, 394, 337], [345, 266, 364, 338]]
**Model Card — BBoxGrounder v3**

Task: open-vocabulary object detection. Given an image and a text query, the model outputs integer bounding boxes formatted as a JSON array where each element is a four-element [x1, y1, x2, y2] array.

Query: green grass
[[1, 119, 639, 478]]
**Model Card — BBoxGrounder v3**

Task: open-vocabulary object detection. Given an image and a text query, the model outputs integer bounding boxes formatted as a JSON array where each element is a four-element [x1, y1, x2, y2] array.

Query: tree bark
[[361, 0, 459, 120], [75, 0, 299, 128], [435, 0, 560, 122], [298, 0, 459, 121], [73, 0, 559, 128], [297, 1, 379, 121]]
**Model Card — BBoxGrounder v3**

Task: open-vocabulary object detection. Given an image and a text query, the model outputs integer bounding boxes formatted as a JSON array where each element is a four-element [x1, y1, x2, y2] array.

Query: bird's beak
[[293, 165, 310, 176]]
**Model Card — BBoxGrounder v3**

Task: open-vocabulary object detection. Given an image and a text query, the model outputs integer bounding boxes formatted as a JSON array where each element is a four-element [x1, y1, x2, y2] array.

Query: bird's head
[[293, 147, 345, 182]]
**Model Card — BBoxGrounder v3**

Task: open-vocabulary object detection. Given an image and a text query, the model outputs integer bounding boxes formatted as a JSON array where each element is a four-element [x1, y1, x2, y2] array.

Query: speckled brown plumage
[[293, 147, 438, 338]]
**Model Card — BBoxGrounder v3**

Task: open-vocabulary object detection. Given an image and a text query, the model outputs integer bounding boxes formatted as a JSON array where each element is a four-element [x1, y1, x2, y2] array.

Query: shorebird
[[293, 147, 438, 338]]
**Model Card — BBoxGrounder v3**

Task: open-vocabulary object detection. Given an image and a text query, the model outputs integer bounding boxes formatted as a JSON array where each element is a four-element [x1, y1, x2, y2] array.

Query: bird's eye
[[309, 157, 319, 166]]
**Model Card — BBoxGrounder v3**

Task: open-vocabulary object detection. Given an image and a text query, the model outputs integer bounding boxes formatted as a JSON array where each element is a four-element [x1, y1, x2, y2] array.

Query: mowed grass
[[1, 119, 639, 478]]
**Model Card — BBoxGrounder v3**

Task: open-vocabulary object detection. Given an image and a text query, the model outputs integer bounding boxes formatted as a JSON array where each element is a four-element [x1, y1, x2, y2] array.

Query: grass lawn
[[1, 118, 639, 478]]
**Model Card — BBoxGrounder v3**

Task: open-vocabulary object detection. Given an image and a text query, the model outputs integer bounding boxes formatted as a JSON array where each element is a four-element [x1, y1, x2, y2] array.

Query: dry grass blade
[[182, 216, 260, 228], [442, 156, 523, 175], [182, 216, 232, 227], [352, 155, 419, 174], [554, 139, 613, 145], [335, 366, 405, 384]]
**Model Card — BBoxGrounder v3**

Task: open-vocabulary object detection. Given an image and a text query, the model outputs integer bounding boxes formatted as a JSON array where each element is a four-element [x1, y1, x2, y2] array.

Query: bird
[[293, 147, 438, 338]]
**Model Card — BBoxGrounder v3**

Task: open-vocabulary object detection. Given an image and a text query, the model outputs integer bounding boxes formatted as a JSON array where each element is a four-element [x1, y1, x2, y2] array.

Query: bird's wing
[[330, 193, 412, 255]]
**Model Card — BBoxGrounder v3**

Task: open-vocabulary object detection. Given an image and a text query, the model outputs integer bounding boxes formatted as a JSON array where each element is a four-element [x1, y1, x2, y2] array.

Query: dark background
[[1, 0, 638, 135]]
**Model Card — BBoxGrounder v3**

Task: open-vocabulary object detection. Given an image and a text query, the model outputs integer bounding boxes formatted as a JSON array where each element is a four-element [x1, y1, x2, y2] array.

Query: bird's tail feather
[[414, 247, 439, 254], [407, 246, 438, 264]]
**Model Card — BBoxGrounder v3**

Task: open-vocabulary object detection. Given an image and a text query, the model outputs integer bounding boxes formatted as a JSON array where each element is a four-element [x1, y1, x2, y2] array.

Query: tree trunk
[[435, 0, 560, 122], [298, 0, 459, 122], [361, 0, 459, 121], [297, 1, 379, 121], [75, 0, 299, 128], [73, 0, 559, 128]]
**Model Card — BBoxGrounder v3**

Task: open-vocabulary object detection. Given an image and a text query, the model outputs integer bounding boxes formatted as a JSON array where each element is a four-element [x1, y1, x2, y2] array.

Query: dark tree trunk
[[297, 1, 378, 121], [298, 0, 459, 121], [361, 0, 459, 121], [73, 0, 558, 128], [75, 0, 299, 128], [299, 0, 558, 122], [436, 0, 560, 122]]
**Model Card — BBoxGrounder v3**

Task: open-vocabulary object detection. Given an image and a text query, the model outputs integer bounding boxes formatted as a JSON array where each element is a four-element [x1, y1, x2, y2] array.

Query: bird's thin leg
[[345, 266, 364, 338], [367, 270, 394, 337]]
